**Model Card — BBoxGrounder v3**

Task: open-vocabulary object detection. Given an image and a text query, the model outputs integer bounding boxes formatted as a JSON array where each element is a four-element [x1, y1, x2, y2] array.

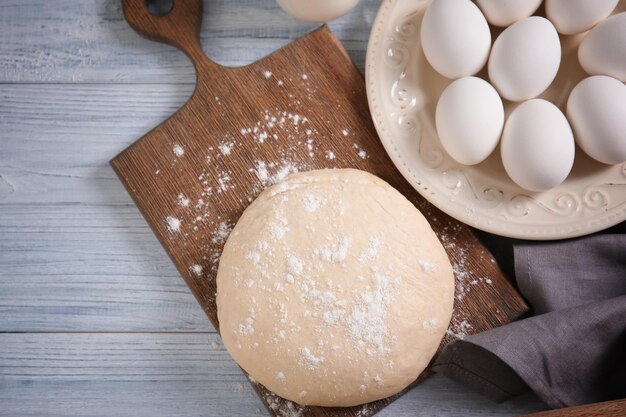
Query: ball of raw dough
[[216, 169, 454, 407]]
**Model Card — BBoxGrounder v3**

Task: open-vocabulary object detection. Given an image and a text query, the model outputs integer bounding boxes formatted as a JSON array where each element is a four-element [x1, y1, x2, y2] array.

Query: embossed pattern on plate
[[366, 0, 626, 240]]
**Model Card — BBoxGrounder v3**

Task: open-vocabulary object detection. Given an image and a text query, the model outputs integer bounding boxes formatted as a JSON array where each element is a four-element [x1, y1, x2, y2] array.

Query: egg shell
[[488, 16, 561, 102], [546, 0, 619, 35], [501, 99, 575, 192], [435, 77, 504, 165], [476, 0, 542, 27], [567, 76, 626, 165], [578, 12, 626, 82], [420, 0, 491, 79], [275, 0, 359, 22]]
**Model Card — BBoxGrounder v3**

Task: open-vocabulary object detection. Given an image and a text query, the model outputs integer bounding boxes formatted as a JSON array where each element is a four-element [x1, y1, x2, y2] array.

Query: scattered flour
[[263, 70, 272, 79], [172, 143, 184, 157], [177, 193, 190, 208], [418, 259, 437, 273], [359, 235, 383, 263], [318, 236, 352, 263], [353, 144, 368, 159], [422, 318, 439, 330], [211, 221, 232, 244], [190, 264, 203, 276], [302, 193, 326, 213], [218, 141, 234, 156], [239, 316, 255, 336], [346, 272, 398, 356], [264, 392, 304, 417], [299, 347, 324, 369], [165, 216, 181, 233], [446, 319, 473, 340]]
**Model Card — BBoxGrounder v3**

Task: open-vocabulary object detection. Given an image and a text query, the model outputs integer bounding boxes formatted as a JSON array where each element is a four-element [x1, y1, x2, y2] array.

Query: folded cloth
[[432, 222, 626, 409]]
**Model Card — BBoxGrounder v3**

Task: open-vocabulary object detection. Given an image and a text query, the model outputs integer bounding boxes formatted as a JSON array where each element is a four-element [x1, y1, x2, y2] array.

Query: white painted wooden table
[[0, 1, 549, 416]]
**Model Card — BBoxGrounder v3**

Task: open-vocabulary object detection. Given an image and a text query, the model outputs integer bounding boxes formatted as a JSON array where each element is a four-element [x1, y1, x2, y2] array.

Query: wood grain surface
[[518, 399, 626, 417], [110, 1, 528, 416]]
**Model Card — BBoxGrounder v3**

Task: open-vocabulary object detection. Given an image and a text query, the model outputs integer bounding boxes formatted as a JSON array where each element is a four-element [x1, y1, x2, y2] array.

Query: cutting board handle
[[122, 0, 219, 71]]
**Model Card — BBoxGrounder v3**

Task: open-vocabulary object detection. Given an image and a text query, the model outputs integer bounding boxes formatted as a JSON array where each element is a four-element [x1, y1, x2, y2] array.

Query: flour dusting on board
[[155, 70, 492, 379]]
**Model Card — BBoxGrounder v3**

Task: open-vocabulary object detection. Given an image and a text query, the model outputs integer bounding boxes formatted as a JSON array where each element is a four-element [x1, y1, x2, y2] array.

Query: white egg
[[275, 0, 359, 23], [578, 12, 626, 82], [488, 17, 561, 102], [501, 99, 575, 192], [435, 77, 504, 165], [475, 0, 542, 27], [566, 76, 626, 165], [420, 0, 491, 79], [546, 0, 619, 35]]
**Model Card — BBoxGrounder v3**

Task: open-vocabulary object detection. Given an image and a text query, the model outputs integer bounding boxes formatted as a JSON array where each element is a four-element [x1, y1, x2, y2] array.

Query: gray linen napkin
[[432, 222, 626, 409]]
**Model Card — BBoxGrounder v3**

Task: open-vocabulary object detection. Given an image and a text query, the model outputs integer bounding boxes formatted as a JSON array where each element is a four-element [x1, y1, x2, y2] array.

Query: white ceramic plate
[[366, 0, 626, 240]]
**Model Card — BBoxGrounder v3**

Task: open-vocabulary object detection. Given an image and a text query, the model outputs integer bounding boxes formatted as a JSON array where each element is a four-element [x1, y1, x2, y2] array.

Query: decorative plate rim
[[365, 0, 626, 240]]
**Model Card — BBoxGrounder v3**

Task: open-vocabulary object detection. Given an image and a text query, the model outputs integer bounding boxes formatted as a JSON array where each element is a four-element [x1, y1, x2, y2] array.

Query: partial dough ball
[[421, 0, 491, 79], [578, 12, 626, 82], [275, 0, 359, 22], [501, 100, 575, 192], [488, 17, 561, 102], [217, 169, 454, 407], [476, 0, 542, 27], [546, 0, 619, 35], [436, 77, 504, 165], [567, 76, 626, 165]]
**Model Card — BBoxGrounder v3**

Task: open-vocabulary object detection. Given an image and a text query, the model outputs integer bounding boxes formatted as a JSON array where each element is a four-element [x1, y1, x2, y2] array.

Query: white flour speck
[[165, 216, 181, 233], [302, 193, 326, 213], [418, 260, 437, 273], [342, 129, 349, 137], [239, 316, 255, 336], [319, 236, 352, 263], [276, 371, 285, 381], [325, 150, 336, 160], [353, 144, 368, 159], [219, 141, 234, 156], [177, 193, 190, 208], [190, 264, 203, 276], [299, 347, 324, 369], [172, 143, 184, 157], [301, 73, 308, 80], [422, 318, 439, 330], [446, 319, 473, 340], [263, 70, 272, 79], [287, 254, 304, 275], [359, 235, 383, 263], [211, 221, 232, 244], [246, 251, 261, 265], [270, 222, 288, 240]]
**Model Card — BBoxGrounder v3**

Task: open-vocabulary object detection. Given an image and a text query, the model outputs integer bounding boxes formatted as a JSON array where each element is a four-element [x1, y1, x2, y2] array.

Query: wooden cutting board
[[111, 1, 528, 416]]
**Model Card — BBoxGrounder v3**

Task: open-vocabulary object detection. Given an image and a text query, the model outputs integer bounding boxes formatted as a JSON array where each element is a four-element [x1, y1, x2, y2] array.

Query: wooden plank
[[0, 0, 376, 84], [0, 203, 211, 332], [518, 400, 626, 417], [0, 83, 192, 205], [0, 333, 548, 417], [0, 84, 209, 331]]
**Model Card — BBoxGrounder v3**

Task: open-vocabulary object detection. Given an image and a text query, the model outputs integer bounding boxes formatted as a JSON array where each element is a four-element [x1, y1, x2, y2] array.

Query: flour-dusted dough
[[216, 169, 454, 407]]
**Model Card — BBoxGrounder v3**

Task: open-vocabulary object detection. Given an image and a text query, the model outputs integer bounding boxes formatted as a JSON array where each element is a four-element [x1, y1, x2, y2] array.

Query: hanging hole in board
[[147, 0, 173, 16]]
